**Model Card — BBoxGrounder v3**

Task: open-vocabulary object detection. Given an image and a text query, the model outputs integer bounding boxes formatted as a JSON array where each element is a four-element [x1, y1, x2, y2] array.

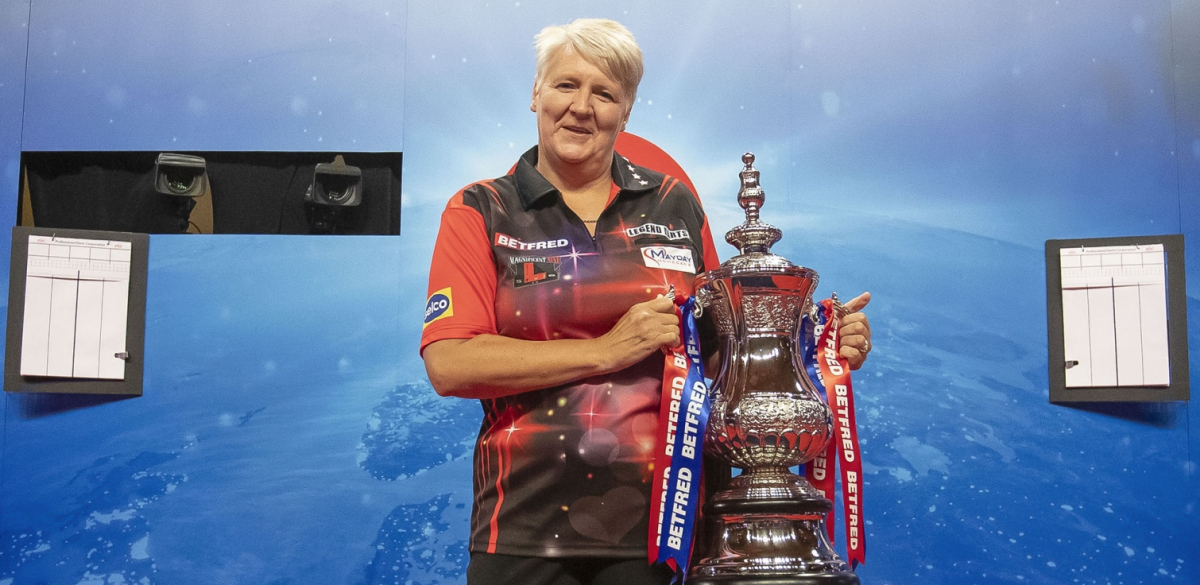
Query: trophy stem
[[714, 466, 823, 502]]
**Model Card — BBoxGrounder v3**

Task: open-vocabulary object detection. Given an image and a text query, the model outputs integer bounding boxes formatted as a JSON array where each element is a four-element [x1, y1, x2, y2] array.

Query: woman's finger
[[844, 291, 871, 313]]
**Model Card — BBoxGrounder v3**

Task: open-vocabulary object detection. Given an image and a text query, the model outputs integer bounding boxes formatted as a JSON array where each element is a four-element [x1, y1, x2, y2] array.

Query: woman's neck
[[536, 150, 611, 194], [536, 148, 612, 236]]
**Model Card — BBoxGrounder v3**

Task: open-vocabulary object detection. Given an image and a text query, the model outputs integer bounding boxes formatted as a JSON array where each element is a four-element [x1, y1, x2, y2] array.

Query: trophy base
[[689, 574, 860, 585], [690, 495, 860, 585]]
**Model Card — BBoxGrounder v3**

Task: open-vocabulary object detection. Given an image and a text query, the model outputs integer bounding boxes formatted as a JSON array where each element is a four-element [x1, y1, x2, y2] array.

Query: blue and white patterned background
[[1, 1, 1198, 584]]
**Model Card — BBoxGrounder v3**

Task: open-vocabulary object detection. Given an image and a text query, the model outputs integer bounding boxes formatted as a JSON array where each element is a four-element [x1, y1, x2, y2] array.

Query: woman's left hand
[[839, 292, 873, 370]]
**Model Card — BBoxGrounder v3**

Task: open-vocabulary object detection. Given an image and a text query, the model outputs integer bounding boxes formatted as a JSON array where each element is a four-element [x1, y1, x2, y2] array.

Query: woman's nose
[[568, 92, 591, 116]]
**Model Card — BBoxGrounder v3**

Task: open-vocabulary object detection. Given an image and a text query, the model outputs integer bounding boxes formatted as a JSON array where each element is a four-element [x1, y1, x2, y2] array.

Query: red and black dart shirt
[[421, 146, 719, 557]]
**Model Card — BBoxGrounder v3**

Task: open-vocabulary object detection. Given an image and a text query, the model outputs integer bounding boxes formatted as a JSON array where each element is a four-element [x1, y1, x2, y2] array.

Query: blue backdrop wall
[[1, 1, 1198, 584]]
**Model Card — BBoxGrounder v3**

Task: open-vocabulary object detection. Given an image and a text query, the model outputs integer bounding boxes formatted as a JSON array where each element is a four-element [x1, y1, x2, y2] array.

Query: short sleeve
[[419, 190, 498, 355], [672, 180, 721, 273], [697, 214, 721, 273], [679, 185, 723, 360]]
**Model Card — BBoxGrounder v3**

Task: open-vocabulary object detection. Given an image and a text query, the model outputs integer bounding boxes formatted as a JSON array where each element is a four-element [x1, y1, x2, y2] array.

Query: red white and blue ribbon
[[649, 295, 709, 579], [802, 299, 866, 569]]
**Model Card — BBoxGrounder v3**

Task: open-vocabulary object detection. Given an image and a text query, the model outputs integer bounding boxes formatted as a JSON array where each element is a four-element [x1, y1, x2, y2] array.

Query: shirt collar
[[514, 146, 663, 210]]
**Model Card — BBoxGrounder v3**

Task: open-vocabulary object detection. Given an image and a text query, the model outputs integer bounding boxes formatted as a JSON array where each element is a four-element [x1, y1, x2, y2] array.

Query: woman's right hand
[[594, 296, 681, 372]]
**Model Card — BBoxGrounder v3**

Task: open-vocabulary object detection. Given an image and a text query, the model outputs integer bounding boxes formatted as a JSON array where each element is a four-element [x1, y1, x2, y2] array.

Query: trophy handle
[[693, 287, 711, 318], [831, 291, 848, 319], [806, 297, 821, 324], [809, 291, 851, 324]]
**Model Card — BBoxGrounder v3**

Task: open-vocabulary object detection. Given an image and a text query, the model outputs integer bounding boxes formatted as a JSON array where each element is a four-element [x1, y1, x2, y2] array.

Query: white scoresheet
[[1059, 244, 1169, 388], [20, 235, 131, 380]]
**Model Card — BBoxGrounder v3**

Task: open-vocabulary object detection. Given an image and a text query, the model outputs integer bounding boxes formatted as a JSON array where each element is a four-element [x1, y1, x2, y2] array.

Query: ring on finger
[[862, 339, 872, 354]]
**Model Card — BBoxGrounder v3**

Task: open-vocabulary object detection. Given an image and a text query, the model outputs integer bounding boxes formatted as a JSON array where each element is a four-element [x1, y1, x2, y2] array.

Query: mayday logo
[[423, 287, 453, 328], [626, 223, 690, 241], [495, 232, 569, 251], [642, 246, 695, 274], [510, 256, 561, 288]]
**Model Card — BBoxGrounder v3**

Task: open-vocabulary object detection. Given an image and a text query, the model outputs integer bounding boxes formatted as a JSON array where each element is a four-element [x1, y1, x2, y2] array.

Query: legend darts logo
[[423, 288, 454, 328], [626, 223, 690, 241]]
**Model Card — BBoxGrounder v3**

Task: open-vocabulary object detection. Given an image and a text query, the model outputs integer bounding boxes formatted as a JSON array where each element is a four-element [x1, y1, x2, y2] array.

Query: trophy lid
[[726, 153, 783, 255], [693, 152, 818, 328], [704, 153, 811, 276]]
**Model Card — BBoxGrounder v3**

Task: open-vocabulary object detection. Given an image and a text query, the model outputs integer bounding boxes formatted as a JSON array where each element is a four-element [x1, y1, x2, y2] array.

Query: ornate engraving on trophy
[[705, 293, 735, 336], [741, 293, 806, 334]]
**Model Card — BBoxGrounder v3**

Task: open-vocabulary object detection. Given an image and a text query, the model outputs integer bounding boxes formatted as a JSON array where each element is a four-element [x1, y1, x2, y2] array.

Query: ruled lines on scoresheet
[[20, 235, 131, 380], [1059, 244, 1169, 388]]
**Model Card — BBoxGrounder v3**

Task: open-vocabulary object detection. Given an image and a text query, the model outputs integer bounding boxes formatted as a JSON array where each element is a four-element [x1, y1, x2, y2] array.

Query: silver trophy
[[690, 154, 859, 584]]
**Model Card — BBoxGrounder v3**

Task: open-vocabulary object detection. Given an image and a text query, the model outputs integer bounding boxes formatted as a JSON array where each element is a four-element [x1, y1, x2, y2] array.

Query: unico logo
[[423, 287, 454, 328]]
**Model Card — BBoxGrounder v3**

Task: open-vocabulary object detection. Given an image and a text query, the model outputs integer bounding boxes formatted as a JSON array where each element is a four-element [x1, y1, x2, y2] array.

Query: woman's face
[[532, 50, 630, 171]]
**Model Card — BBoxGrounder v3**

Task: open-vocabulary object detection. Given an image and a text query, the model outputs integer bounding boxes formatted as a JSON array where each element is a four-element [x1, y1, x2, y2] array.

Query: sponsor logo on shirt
[[641, 246, 695, 274], [512, 258, 561, 288], [423, 287, 453, 328], [626, 223, 690, 241], [495, 232, 569, 251]]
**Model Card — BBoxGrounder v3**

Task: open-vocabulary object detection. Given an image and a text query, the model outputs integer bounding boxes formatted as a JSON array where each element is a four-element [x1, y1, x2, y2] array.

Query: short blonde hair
[[534, 18, 644, 104]]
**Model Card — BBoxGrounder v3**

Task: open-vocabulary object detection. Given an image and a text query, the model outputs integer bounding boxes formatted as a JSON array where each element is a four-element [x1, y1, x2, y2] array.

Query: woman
[[421, 18, 872, 585]]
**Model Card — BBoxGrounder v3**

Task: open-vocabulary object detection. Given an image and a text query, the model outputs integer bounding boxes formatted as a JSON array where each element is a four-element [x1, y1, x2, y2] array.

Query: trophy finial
[[727, 152, 781, 254], [737, 153, 765, 222]]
